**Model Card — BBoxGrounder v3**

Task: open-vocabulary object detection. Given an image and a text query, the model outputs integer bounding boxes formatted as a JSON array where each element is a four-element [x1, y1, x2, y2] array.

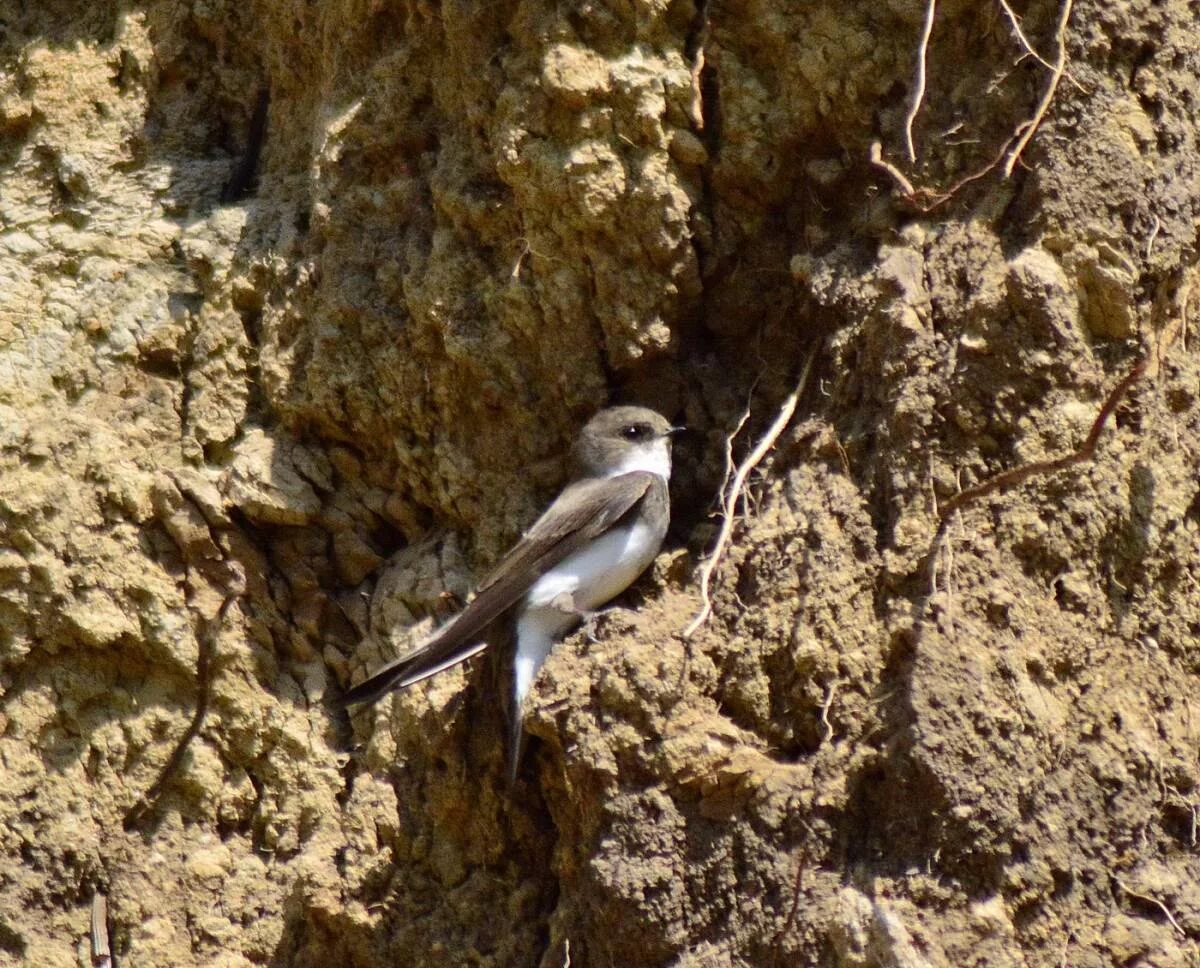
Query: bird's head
[[573, 405, 680, 479]]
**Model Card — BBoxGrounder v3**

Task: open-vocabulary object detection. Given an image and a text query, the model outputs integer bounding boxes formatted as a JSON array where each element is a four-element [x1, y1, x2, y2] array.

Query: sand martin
[[343, 405, 677, 781]]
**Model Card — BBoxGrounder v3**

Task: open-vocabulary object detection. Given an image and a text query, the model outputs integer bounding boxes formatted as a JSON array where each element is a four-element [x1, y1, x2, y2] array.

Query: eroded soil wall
[[1, 1, 1198, 965]]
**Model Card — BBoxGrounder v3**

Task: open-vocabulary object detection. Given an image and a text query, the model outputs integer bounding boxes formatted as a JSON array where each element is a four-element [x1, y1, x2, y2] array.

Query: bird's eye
[[621, 424, 649, 441]]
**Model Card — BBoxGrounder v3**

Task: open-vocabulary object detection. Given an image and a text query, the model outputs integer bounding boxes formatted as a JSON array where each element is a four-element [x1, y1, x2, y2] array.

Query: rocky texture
[[1, 0, 1199, 965]]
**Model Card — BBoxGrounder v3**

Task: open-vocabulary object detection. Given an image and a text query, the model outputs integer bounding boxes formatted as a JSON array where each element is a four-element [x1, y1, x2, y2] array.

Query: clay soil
[[1, 1, 1199, 965]]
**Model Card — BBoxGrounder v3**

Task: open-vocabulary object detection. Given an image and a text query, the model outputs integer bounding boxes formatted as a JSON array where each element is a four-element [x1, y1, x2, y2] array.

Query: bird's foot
[[579, 605, 631, 642], [547, 591, 579, 614], [545, 594, 631, 642]]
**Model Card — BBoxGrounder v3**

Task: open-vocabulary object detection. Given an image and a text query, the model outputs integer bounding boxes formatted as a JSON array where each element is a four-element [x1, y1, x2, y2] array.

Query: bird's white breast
[[523, 515, 664, 616], [513, 514, 666, 714]]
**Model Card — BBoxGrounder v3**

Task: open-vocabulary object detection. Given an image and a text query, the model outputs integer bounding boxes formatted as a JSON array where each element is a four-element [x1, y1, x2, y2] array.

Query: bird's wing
[[475, 471, 656, 596], [341, 471, 656, 707]]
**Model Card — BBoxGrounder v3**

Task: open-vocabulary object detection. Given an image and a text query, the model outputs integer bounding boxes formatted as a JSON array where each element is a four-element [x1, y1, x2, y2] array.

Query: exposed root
[[997, 0, 1056, 72], [943, 515, 958, 637], [1117, 879, 1186, 938], [937, 267, 1192, 525], [683, 348, 818, 639], [873, 0, 1074, 210], [1165, 787, 1199, 847], [123, 590, 240, 830], [1183, 277, 1194, 356], [997, 0, 1084, 94], [870, 140, 917, 197], [1146, 214, 1161, 259], [910, 133, 1020, 211], [511, 239, 531, 279], [770, 845, 808, 966], [904, 0, 938, 164], [819, 680, 839, 745], [1002, 0, 1073, 178], [91, 892, 111, 968], [1149, 272, 1194, 379], [938, 354, 1148, 521]]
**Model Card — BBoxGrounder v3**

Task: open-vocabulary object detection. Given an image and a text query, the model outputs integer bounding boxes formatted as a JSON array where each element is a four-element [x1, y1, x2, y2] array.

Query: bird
[[343, 405, 678, 783]]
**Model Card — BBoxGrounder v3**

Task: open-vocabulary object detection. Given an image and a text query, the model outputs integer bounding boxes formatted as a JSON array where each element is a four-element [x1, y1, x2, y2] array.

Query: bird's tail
[[507, 614, 558, 785], [342, 638, 489, 708]]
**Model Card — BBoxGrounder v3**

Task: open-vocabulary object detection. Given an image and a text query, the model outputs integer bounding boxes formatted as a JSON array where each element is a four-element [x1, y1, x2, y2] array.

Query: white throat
[[604, 438, 671, 479]]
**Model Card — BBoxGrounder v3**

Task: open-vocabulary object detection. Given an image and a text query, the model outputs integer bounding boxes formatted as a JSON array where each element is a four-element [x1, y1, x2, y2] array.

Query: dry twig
[[683, 349, 818, 638], [904, 0, 938, 164]]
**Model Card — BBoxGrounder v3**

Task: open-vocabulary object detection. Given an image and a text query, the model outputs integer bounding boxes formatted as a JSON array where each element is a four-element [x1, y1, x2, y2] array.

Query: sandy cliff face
[[1, 1, 1198, 965]]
